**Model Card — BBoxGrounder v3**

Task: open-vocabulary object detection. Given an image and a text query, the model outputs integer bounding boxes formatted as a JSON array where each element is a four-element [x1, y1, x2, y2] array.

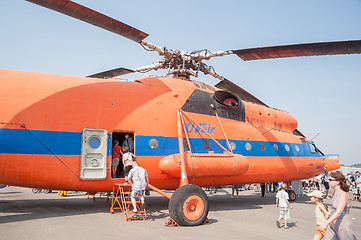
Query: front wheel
[[168, 184, 209, 226]]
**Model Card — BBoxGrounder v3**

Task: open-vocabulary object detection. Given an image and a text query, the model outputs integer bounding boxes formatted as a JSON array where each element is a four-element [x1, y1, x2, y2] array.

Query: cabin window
[[295, 145, 300, 152], [89, 136, 101, 149], [245, 142, 252, 151], [273, 143, 279, 151], [149, 138, 159, 149], [203, 140, 210, 150], [229, 141, 236, 151], [285, 144, 290, 152], [260, 143, 266, 151]]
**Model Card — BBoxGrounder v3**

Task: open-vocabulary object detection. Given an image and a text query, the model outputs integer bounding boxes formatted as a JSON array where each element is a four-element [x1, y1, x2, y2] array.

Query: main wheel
[[168, 184, 209, 226], [286, 189, 296, 201]]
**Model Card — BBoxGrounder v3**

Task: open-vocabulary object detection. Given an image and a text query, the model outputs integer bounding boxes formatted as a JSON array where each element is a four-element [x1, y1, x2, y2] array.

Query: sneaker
[[131, 208, 137, 213], [276, 220, 281, 228]]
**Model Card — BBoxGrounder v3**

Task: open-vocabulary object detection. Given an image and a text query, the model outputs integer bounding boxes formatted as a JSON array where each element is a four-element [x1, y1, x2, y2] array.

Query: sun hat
[[307, 190, 323, 199]]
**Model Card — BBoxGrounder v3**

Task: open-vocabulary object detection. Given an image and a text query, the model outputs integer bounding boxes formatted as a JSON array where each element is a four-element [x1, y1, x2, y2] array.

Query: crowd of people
[[228, 170, 359, 239], [110, 136, 359, 238]]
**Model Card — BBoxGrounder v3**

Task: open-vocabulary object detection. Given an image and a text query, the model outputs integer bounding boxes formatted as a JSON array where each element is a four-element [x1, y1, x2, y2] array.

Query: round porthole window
[[229, 141, 236, 151], [89, 136, 101, 149], [260, 143, 266, 151], [183, 139, 189, 150], [245, 142, 252, 151], [285, 144, 290, 152], [273, 143, 279, 151], [149, 138, 159, 149], [203, 140, 210, 150], [295, 145, 300, 152]]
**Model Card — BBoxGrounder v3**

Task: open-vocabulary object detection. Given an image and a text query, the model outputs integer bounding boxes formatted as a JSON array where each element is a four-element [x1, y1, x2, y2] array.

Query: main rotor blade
[[234, 39, 361, 61], [26, 0, 148, 42], [215, 79, 267, 107], [87, 67, 134, 79]]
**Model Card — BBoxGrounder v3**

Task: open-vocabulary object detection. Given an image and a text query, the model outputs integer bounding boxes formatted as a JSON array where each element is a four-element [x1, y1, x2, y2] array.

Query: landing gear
[[286, 189, 296, 201], [168, 184, 209, 226]]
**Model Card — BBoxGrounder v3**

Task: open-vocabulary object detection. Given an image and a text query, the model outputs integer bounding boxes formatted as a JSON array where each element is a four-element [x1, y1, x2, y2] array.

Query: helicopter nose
[[324, 154, 340, 171]]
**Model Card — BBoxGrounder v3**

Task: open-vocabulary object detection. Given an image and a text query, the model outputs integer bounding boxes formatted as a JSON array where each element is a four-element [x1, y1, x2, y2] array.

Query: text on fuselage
[[183, 122, 216, 133]]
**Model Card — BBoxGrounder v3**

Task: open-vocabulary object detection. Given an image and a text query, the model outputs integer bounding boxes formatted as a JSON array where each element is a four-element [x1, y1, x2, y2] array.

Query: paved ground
[[0, 186, 360, 240]]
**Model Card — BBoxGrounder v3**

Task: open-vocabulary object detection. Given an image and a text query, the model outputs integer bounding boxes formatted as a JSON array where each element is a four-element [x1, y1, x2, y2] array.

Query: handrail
[[148, 184, 171, 199], [180, 110, 232, 155]]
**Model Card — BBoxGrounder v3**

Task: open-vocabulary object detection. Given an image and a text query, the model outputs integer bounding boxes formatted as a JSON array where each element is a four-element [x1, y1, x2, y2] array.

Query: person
[[356, 171, 361, 199], [318, 171, 357, 239], [350, 176, 358, 201], [322, 170, 330, 198], [122, 146, 135, 178], [111, 139, 122, 178], [122, 134, 134, 153], [308, 190, 329, 240], [260, 183, 266, 197], [126, 161, 149, 213], [231, 185, 239, 198], [276, 183, 292, 229]]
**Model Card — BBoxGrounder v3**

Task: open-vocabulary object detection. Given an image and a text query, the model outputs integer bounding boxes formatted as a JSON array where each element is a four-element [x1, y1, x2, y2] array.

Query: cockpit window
[[310, 144, 316, 153]]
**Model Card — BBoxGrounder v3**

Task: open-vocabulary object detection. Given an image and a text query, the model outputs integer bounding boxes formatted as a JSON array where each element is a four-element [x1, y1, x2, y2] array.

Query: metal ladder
[[110, 183, 146, 221]]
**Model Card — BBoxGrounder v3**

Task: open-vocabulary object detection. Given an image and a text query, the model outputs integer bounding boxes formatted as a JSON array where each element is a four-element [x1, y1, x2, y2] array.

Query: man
[[126, 161, 149, 213], [122, 134, 134, 153], [322, 170, 330, 198]]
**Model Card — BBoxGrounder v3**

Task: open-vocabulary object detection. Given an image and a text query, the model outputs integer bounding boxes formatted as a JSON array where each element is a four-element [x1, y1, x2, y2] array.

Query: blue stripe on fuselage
[[0, 128, 323, 158], [0, 128, 81, 155], [135, 135, 322, 157]]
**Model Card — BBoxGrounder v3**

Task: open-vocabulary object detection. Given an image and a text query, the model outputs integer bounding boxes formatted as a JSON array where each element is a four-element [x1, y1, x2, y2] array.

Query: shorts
[[131, 189, 144, 198], [112, 158, 119, 166], [124, 165, 132, 177], [232, 185, 239, 189], [279, 207, 290, 220], [324, 182, 329, 189], [315, 225, 327, 236]]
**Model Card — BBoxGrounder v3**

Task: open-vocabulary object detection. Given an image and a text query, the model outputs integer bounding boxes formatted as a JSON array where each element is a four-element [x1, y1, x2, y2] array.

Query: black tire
[[286, 189, 296, 201], [168, 184, 209, 226], [32, 188, 41, 194]]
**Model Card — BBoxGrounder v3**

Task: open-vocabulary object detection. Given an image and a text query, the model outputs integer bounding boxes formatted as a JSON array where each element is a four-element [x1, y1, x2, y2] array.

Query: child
[[122, 146, 135, 178], [276, 183, 292, 229], [308, 190, 329, 240]]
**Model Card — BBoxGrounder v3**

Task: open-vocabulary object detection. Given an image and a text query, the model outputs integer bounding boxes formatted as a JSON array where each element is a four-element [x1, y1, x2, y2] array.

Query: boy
[[276, 183, 292, 229]]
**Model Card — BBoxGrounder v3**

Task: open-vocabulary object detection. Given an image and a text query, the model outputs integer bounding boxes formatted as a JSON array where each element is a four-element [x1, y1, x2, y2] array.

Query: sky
[[1, 0, 361, 165]]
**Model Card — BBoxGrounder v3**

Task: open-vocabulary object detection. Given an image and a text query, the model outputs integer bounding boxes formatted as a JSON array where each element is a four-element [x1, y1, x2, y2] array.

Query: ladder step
[[126, 210, 145, 214], [123, 201, 142, 204]]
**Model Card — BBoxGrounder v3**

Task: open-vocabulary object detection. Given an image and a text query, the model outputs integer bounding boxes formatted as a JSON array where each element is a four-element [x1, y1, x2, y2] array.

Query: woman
[[318, 171, 357, 240]]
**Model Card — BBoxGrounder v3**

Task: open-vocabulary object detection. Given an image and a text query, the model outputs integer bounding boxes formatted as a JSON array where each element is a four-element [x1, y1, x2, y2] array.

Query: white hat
[[307, 190, 323, 199]]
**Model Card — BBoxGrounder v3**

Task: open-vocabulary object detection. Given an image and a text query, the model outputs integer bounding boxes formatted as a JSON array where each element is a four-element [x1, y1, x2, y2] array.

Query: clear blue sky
[[1, 0, 361, 165]]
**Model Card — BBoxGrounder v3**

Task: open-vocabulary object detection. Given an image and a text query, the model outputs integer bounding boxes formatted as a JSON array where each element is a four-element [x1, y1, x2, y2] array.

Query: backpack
[[134, 166, 147, 189]]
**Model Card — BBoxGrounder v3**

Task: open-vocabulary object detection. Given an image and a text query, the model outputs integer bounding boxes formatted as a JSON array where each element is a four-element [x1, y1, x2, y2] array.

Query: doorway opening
[[111, 131, 135, 179]]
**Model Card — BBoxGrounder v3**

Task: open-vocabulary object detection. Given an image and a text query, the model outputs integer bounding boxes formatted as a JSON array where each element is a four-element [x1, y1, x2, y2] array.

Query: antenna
[[311, 133, 320, 141]]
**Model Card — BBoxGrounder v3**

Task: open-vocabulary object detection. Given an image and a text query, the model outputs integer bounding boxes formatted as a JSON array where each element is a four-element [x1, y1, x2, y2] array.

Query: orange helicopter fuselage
[[0, 69, 339, 192]]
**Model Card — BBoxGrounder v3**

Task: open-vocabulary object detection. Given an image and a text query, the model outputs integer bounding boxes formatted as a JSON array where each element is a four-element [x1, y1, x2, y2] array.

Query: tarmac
[[0, 186, 360, 240]]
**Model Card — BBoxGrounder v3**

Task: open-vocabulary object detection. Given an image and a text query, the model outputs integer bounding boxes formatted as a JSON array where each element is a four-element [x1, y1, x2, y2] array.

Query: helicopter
[[1, 0, 360, 226]]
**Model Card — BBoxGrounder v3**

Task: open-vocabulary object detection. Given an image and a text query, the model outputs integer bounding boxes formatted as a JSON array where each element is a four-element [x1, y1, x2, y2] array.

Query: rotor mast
[[139, 40, 232, 80]]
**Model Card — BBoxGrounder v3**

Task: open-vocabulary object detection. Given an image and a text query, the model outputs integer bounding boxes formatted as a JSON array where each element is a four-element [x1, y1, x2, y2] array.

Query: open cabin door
[[81, 128, 108, 179]]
